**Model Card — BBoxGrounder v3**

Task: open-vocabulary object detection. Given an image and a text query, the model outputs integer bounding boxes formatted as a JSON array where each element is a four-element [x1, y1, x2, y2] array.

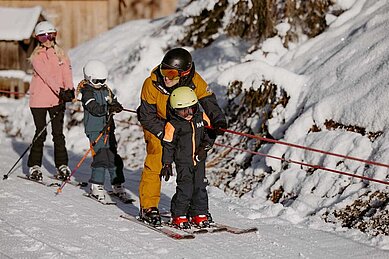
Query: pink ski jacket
[[29, 47, 74, 108]]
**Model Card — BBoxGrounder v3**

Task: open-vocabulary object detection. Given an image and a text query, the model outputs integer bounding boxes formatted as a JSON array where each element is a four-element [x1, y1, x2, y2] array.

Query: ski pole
[[55, 131, 104, 194], [3, 112, 59, 180], [55, 114, 114, 194]]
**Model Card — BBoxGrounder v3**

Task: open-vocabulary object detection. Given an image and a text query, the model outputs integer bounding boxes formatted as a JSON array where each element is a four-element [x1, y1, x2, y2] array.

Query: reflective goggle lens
[[91, 78, 106, 85], [160, 67, 180, 80], [160, 64, 191, 80], [36, 32, 57, 43], [176, 104, 197, 115]]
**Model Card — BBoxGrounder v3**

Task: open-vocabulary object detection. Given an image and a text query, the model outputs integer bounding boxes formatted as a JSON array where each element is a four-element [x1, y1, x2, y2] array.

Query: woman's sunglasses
[[36, 32, 57, 43]]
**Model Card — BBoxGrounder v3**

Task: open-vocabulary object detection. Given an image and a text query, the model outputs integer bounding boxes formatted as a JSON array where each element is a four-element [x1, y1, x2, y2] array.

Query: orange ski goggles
[[160, 64, 191, 80]]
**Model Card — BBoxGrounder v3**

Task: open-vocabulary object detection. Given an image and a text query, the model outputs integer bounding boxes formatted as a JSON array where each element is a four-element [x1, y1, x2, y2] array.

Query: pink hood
[[29, 47, 74, 108]]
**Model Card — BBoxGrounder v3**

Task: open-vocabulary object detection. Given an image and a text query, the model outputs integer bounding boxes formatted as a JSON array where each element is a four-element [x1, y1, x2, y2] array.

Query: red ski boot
[[171, 216, 191, 229], [190, 214, 210, 228]]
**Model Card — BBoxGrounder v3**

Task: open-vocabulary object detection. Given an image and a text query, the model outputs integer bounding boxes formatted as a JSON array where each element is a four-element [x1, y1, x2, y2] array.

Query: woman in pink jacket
[[27, 21, 75, 181]]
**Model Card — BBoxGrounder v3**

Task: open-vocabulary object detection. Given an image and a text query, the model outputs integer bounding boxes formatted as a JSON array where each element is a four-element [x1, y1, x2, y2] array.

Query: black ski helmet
[[161, 47, 192, 71]]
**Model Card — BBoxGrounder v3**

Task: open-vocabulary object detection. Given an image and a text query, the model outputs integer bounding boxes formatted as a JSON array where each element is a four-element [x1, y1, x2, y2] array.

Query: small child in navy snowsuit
[[80, 59, 125, 201], [161, 86, 215, 229]]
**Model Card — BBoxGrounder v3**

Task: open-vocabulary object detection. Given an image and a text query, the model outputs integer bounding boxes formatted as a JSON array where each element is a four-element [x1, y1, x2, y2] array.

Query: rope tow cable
[[216, 127, 389, 169], [214, 142, 389, 186]]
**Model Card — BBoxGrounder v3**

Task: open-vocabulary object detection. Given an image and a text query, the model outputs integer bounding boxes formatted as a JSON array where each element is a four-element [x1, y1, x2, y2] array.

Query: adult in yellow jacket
[[137, 47, 227, 226]]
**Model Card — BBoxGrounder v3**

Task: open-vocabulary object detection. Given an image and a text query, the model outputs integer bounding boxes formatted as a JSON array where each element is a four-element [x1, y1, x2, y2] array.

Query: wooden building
[[0, 6, 43, 98], [0, 0, 177, 99], [0, 0, 178, 51]]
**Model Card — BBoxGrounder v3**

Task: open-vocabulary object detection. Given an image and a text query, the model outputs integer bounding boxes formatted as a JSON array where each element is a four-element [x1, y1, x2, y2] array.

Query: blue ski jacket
[[80, 82, 118, 134]]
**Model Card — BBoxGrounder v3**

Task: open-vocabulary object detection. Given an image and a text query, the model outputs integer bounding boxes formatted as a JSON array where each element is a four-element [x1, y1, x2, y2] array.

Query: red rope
[[0, 90, 28, 96], [218, 128, 389, 169], [214, 142, 389, 185]]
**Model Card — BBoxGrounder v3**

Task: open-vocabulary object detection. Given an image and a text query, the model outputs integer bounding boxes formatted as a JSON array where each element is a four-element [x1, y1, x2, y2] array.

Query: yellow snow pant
[[139, 129, 163, 209]]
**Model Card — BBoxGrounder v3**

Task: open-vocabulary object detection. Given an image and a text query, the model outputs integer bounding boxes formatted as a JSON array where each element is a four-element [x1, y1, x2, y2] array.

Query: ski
[[120, 214, 195, 240], [107, 191, 136, 204], [83, 193, 116, 205], [162, 221, 209, 234], [160, 212, 256, 234], [160, 213, 227, 234], [17, 175, 52, 186], [211, 223, 258, 234], [47, 175, 88, 187], [202, 225, 228, 233], [163, 220, 228, 234]]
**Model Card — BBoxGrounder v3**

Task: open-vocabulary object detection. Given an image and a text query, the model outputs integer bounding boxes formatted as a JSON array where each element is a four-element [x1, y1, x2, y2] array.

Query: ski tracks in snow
[[0, 145, 388, 258]]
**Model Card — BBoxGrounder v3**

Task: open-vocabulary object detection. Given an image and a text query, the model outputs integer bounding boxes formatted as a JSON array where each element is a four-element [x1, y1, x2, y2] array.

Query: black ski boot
[[206, 212, 214, 224], [29, 165, 43, 181], [140, 207, 162, 227], [55, 165, 71, 180]]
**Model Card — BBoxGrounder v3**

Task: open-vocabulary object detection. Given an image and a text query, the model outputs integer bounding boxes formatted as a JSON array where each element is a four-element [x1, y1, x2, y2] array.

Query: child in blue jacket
[[80, 59, 125, 201]]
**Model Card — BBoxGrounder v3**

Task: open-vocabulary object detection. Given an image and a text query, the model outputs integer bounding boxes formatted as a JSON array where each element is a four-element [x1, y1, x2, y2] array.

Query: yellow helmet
[[169, 86, 198, 109]]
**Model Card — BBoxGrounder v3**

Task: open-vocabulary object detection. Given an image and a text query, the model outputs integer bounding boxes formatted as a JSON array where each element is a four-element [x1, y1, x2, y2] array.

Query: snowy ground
[[1, 141, 388, 258]]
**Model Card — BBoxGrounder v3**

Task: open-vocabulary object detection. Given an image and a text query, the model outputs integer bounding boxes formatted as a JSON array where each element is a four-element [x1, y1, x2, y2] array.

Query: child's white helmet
[[83, 59, 108, 88], [34, 21, 56, 36]]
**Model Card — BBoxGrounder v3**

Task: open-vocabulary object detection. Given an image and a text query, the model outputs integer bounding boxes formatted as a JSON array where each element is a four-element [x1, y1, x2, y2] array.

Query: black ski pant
[[170, 161, 209, 217], [27, 104, 68, 168], [108, 128, 125, 184]]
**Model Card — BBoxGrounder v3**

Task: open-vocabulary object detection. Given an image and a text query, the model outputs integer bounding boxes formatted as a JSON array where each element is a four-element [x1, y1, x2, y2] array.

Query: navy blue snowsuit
[[162, 108, 214, 217]]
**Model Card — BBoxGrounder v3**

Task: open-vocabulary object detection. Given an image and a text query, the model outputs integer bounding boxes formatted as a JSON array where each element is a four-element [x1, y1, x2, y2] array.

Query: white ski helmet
[[83, 59, 108, 88], [34, 21, 56, 36]]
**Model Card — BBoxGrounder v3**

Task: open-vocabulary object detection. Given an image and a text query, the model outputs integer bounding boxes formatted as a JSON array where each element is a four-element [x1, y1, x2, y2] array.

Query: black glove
[[212, 120, 227, 136], [195, 144, 212, 162], [109, 102, 123, 113], [59, 88, 75, 102], [160, 164, 173, 181]]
